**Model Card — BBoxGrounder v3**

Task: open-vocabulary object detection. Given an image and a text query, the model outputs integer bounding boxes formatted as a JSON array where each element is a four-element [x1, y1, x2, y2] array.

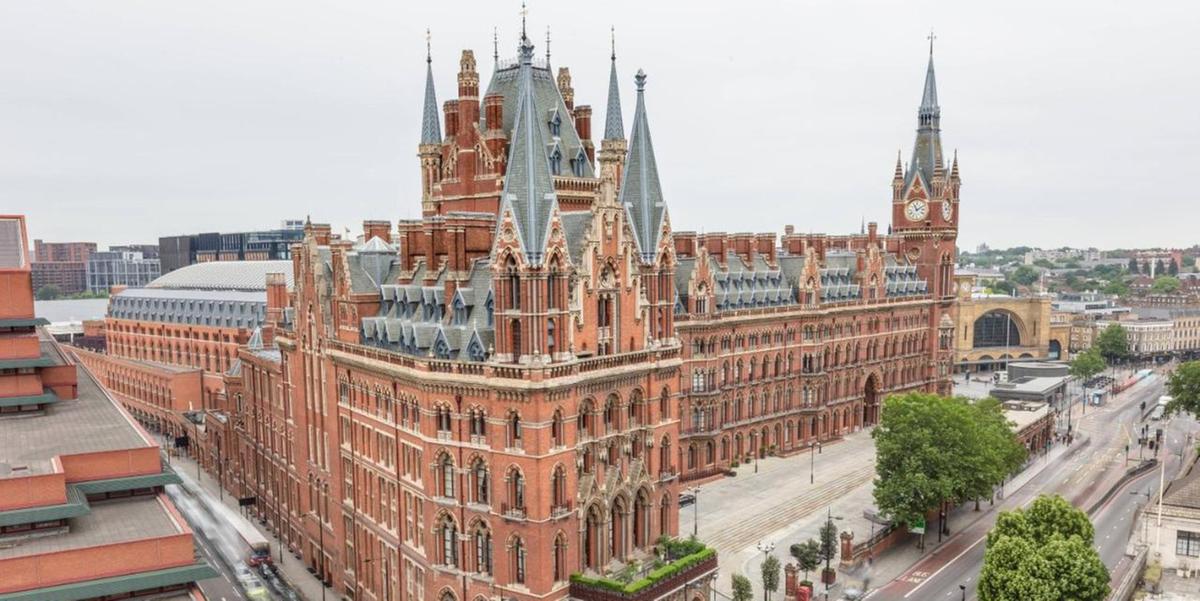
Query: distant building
[[159, 220, 305, 274], [1023, 248, 1103, 265], [0, 215, 215, 600], [30, 239, 96, 295], [1097, 316, 1174, 359], [952, 274, 1069, 371], [86, 248, 161, 294]]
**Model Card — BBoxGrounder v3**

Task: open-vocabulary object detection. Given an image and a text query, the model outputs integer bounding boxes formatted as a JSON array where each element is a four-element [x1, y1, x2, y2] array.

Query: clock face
[[942, 201, 953, 221], [905, 200, 928, 221]]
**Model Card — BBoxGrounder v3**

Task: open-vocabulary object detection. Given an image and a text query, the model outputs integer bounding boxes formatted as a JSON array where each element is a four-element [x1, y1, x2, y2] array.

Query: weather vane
[[927, 28, 937, 55]]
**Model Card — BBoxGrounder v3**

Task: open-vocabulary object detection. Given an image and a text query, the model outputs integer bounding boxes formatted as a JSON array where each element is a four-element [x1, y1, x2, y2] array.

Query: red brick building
[[86, 29, 960, 601], [31, 239, 96, 295], [0, 215, 215, 600]]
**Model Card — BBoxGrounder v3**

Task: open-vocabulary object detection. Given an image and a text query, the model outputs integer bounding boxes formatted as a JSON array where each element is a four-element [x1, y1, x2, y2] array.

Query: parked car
[[678, 492, 696, 507]]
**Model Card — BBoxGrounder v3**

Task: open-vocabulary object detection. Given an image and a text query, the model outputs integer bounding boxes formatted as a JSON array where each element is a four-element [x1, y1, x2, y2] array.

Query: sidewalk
[[170, 448, 329, 601]]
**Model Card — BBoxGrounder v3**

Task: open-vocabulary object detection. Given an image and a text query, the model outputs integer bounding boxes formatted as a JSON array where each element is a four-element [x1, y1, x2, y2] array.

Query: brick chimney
[[443, 99, 460, 138], [756, 233, 777, 265], [674, 231, 698, 257], [362, 220, 392, 244], [263, 272, 288, 345]]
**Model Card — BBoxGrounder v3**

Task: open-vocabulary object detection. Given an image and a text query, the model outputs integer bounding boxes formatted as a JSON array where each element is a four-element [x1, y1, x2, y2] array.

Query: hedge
[[571, 547, 716, 595]]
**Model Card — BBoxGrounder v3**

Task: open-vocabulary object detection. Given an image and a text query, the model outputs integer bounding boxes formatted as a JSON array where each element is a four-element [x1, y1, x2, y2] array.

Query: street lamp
[[960, 583, 966, 601], [810, 441, 821, 484], [689, 486, 701, 537], [756, 540, 775, 601]]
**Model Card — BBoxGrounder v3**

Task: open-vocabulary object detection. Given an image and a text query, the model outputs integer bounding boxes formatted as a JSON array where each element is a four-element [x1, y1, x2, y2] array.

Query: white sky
[[2, 1, 1197, 251]]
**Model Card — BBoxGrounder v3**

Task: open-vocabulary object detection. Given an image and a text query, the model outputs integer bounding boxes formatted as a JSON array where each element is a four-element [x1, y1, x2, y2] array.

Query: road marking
[[902, 535, 987, 599]]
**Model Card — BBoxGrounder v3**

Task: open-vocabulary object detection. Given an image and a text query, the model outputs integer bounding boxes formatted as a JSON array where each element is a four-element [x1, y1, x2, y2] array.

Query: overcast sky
[[3, 1, 1197, 252]]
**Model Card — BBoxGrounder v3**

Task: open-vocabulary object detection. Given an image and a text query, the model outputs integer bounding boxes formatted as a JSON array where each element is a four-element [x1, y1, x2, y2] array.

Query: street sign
[[910, 516, 926, 535]]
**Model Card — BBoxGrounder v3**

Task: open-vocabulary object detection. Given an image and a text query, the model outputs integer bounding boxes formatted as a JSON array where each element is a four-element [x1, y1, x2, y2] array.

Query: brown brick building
[[31, 239, 96, 295]]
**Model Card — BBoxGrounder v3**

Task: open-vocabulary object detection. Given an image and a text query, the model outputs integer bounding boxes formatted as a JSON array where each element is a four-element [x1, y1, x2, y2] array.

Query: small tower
[[419, 30, 443, 215], [598, 28, 628, 188]]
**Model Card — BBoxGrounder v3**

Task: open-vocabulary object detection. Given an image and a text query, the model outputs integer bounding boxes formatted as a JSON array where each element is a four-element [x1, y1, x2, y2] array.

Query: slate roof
[[620, 70, 667, 263], [603, 55, 624, 141], [496, 37, 561, 265], [360, 257, 494, 362], [421, 55, 442, 144], [110, 287, 268, 329], [146, 261, 293, 292], [480, 44, 594, 179], [908, 52, 944, 188]]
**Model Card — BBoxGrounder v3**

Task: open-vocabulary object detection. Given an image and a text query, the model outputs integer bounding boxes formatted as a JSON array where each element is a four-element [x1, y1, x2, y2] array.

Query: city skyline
[[3, 1, 1197, 250]]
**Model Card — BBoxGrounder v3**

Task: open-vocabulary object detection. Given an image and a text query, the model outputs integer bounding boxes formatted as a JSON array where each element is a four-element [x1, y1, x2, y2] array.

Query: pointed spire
[[498, 24, 558, 265], [950, 149, 960, 178], [893, 150, 904, 181], [620, 68, 668, 262], [909, 32, 943, 187], [603, 27, 625, 141], [420, 28, 441, 145]]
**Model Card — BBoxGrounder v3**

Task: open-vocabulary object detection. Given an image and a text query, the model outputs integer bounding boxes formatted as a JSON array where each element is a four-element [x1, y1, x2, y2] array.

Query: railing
[[326, 338, 679, 381], [551, 501, 573, 519], [500, 503, 527, 521]]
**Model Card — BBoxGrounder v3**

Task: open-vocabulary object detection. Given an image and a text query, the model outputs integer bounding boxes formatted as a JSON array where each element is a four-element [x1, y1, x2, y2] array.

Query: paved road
[[865, 375, 1191, 601]]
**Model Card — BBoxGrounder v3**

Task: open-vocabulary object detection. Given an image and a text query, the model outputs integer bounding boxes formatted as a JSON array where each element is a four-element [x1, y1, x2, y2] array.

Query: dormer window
[[549, 149, 562, 176], [549, 111, 562, 137], [571, 150, 587, 177]]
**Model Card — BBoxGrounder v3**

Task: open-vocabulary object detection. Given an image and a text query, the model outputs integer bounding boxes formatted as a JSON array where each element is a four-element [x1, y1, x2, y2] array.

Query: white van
[[1160, 396, 1173, 407]]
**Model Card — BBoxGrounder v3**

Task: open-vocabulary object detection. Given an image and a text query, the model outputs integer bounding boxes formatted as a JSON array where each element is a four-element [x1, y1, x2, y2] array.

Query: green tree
[[1169, 258, 1180, 275], [1070, 348, 1105, 382], [979, 495, 1109, 601], [731, 573, 753, 601], [1152, 276, 1182, 294], [1156, 259, 1167, 275], [1032, 259, 1055, 269], [789, 540, 821, 582], [962, 398, 1027, 508], [1102, 278, 1129, 297], [1128, 257, 1139, 274], [35, 285, 62, 300], [1009, 265, 1040, 286], [992, 280, 1016, 296], [818, 514, 839, 572], [1165, 361, 1200, 418], [760, 554, 780, 601], [1095, 324, 1130, 364]]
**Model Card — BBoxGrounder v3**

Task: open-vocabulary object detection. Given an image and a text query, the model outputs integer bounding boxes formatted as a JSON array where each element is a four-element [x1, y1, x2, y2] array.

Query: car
[[236, 567, 269, 601], [678, 492, 696, 507]]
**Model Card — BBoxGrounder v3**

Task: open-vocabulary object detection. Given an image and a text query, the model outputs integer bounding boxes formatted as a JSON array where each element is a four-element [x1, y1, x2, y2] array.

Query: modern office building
[[159, 221, 305, 274], [86, 249, 161, 294]]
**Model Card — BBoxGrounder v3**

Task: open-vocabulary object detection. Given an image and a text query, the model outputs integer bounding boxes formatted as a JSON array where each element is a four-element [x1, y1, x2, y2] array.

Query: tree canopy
[[1166, 361, 1200, 418], [1009, 265, 1040, 286], [1151, 276, 1182, 294], [1095, 324, 1130, 363], [789, 540, 821, 582], [731, 573, 753, 601], [35, 285, 61, 301], [979, 495, 1109, 601], [1069, 348, 1105, 383], [760, 554, 780, 599], [873, 393, 1027, 528]]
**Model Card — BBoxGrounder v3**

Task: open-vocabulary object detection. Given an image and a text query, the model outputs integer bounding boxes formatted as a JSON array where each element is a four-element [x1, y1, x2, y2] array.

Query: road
[[865, 374, 1195, 601]]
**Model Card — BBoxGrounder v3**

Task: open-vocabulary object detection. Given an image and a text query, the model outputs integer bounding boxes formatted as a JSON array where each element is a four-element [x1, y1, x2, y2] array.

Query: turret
[[598, 30, 627, 187], [419, 32, 443, 213]]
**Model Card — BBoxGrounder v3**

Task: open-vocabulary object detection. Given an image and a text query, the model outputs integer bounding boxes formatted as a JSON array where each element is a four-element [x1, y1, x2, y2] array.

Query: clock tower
[[891, 41, 960, 301]]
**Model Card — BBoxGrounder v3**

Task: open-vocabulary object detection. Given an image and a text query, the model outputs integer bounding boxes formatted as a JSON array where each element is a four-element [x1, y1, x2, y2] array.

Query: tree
[[1127, 257, 1139, 274], [1152, 276, 1182, 294], [789, 540, 821, 582], [818, 514, 839, 573], [1009, 265, 1040, 286], [731, 573, 753, 601], [992, 280, 1016, 296], [1070, 348, 1105, 383], [760, 554, 780, 601], [1095, 324, 1130, 364], [1169, 258, 1180, 275], [1165, 361, 1200, 418], [35, 285, 62, 300], [1032, 259, 1055, 269], [979, 495, 1109, 601], [1156, 259, 1167, 276], [1102, 278, 1129, 297]]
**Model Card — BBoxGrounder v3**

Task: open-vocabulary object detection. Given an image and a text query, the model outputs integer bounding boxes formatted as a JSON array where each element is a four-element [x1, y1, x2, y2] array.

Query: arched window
[[551, 409, 565, 447], [553, 533, 568, 582], [507, 412, 522, 448], [471, 458, 489, 505], [973, 312, 1021, 348], [438, 454, 455, 498], [551, 466, 568, 509], [438, 515, 458, 567], [506, 257, 520, 310], [547, 317, 556, 355], [511, 536, 527, 584], [472, 522, 493, 575], [508, 467, 526, 512]]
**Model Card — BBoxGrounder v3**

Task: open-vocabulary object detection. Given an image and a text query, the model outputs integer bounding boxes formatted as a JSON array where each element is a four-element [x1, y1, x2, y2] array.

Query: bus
[[201, 484, 273, 567]]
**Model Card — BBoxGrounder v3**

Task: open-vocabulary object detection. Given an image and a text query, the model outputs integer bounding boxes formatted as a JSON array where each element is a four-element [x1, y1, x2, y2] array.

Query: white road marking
[[902, 535, 987, 599]]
